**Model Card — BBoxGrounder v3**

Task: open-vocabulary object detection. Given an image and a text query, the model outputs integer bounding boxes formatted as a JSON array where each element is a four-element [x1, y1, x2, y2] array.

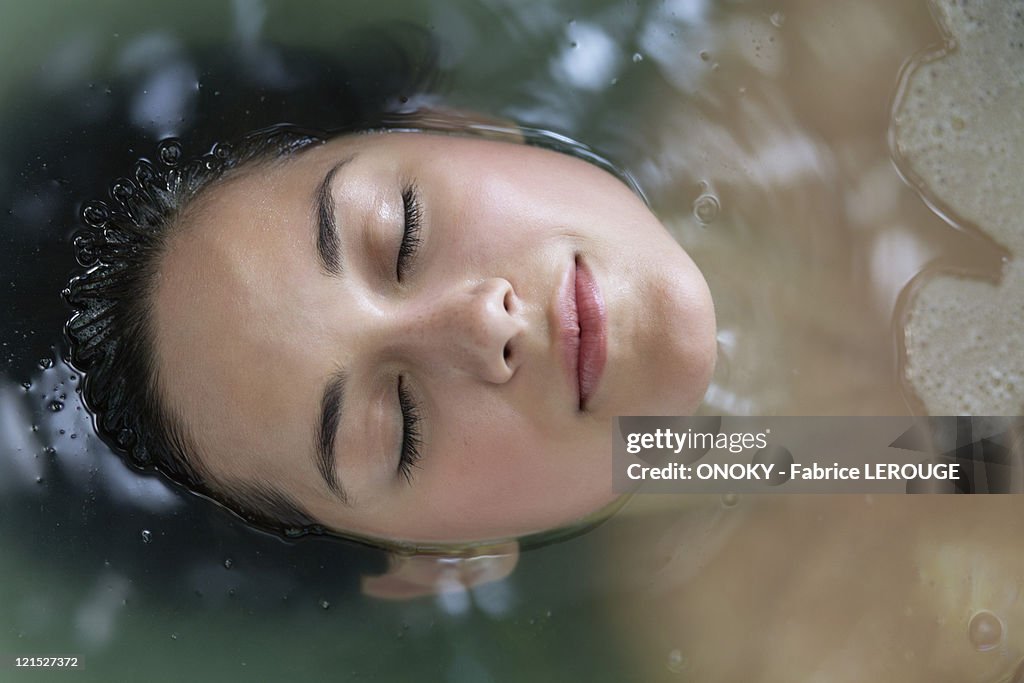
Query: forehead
[[151, 139, 347, 486]]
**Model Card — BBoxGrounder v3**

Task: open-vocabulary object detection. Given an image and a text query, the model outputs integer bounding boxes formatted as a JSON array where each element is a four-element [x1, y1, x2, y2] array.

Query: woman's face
[[153, 131, 716, 543]]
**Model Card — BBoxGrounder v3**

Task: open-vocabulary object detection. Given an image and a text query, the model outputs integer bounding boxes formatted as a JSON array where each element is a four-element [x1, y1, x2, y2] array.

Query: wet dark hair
[[64, 25, 440, 537]]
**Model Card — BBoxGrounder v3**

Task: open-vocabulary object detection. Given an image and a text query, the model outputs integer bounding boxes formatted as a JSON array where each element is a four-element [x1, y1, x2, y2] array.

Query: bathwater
[[2, 0, 1021, 681]]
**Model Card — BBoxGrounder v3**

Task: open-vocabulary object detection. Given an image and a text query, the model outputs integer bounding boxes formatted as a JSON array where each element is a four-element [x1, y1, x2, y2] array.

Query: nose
[[404, 277, 525, 383]]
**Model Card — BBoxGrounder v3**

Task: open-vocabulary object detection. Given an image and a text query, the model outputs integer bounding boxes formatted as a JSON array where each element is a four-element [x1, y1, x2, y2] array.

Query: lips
[[559, 256, 607, 410]]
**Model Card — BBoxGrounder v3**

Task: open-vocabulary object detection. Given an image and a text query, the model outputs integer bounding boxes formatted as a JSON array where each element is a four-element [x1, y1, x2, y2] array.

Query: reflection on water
[[604, 0, 1024, 679], [1, 0, 1021, 680], [626, 0, 1009, 417]]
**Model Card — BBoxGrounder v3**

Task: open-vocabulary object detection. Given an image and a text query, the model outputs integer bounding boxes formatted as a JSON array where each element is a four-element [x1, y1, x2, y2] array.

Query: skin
[[152, 131, 716, 544]]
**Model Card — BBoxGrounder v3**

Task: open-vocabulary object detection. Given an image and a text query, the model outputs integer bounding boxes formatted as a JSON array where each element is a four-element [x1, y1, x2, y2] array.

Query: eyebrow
[[316, 369, 350, 505], [314, 156, 355, 276]]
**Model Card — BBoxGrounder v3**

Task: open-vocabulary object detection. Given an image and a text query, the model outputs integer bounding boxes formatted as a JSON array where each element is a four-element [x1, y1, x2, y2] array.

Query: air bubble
[[223, 558, 233, 569], [699, 50, 710, 62], [666, 649, 688, 674], [38, 357, 53, 369], [81, 201, 110, 228], [722, 493, 739, 507], [632, 52, 644, 63], [141, 530, 153, 543], [47, 400, 64, 412], [320, 599, 331, 610], [134, 160, 156, 186], [213, 143, 232, 160], [158, 139, 183, 166], [111, 179, 135, 201], [968, 610, 1003, 651], [693, 194, 721, 224], [770, 11, 785, 28]]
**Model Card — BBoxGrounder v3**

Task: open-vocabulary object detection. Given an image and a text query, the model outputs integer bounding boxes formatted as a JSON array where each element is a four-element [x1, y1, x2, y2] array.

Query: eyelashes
[[396, 182, 424, 483], [397, 375, 423, 483], [397, 184, 423, 281]]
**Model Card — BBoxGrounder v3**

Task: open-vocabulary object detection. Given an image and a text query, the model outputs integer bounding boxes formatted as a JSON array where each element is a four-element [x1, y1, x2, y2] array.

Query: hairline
[[142, 139, 328, 532]]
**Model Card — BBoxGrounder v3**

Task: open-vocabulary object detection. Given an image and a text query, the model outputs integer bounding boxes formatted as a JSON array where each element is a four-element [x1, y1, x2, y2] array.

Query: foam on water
[[894, 0, 1024, 414]]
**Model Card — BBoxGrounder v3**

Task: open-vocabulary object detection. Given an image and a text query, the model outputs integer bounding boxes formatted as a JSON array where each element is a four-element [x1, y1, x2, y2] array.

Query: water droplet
[[111, 179, 135, 202], [968, 610, 1003, 651], [134, 160, 156, 186], [38, 357, 53, 369], [667, 649, 688, 674], [141, 530, 153, 543], [632, 52, 644, 63], [30, 424, 39, 432], [770, 11, 785, 28], [81, 200, 110, 228], [47, 400, 64, 412], [722, 493, 739, 506], [693, 194, 721, 224], [320, 599, 331, 610], [21, 381, 32, 390], [170, 633, 178, 640], [223, 558, 233, 569], [213, 143, 232, 160], [35, 476, 44, 484], [699, 50, 710, 62], [158, 139, 183, 166]]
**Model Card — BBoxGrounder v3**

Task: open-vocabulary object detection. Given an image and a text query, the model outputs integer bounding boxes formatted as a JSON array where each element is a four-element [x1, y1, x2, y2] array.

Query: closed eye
[[397, 375, 423, 483], [397, 183, 423, 281]]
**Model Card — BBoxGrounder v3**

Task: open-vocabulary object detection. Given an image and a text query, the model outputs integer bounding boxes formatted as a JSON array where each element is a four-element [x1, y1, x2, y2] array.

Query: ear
[[361, 542, 520, 601]]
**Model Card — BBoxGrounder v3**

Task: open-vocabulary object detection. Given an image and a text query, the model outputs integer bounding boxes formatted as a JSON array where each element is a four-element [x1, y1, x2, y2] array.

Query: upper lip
[[557, 255, 607, 410]]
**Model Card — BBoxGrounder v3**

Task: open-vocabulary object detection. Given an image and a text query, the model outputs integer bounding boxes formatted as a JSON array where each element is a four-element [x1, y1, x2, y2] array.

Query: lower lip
[[575, 259, 607, 408]]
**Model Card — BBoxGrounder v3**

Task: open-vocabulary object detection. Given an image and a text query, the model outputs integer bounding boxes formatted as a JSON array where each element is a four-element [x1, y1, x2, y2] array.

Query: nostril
[[503, 342, 511, 362], [503, 288, 512, 313]]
